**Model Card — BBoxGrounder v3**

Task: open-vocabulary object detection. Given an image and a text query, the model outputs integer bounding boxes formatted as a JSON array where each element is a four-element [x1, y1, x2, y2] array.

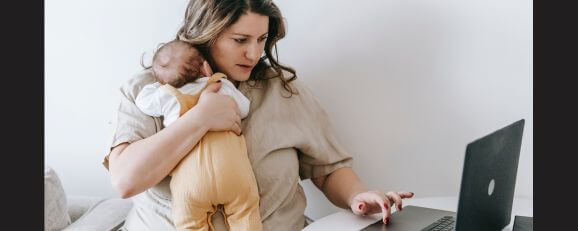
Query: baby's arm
[[135, 83, 183, 126], [135, 83, 164, 117]]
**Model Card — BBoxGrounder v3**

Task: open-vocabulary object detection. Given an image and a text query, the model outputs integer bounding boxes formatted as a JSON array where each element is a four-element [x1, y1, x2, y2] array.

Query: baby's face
[[153, 43, 205, 87]]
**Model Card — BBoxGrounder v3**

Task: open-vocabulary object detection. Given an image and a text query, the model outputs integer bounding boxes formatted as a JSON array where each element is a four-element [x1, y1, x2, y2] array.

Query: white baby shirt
[[135, 77, 250, 127]]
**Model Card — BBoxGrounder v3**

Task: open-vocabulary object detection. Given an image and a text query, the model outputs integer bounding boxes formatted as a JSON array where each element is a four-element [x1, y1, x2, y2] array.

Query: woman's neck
[[231, 79, 240, 88]]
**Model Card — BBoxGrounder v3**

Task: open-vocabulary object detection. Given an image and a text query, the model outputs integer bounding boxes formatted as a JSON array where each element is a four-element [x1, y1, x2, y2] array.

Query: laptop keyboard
[[420, 216, 455, 231]]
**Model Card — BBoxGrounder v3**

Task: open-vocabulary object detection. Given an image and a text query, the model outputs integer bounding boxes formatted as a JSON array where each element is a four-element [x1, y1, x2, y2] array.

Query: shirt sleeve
[[102, 70, 163, 170], [290, 78, 354, 180]]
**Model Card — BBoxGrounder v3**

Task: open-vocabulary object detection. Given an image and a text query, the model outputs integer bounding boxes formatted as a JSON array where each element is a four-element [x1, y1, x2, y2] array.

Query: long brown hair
[[177, 0, 297, 96]]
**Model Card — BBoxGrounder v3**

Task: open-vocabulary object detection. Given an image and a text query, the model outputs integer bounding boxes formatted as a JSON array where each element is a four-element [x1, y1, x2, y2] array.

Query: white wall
[[45, 0, 191, 197], [45, 0, 532, 221]]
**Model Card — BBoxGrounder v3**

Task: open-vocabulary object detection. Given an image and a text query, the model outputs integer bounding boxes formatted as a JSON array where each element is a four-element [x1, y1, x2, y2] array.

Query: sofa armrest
[[63, 197, 133, 231]]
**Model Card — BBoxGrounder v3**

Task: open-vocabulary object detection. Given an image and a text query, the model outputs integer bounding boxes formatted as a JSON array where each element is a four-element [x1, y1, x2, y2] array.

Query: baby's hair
[[144, 39, 206, 88], [140, 42, 167, 70]]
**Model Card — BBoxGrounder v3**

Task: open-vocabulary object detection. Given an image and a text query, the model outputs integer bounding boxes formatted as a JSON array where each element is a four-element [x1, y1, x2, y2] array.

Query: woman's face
[[209, 12, 269, 82]]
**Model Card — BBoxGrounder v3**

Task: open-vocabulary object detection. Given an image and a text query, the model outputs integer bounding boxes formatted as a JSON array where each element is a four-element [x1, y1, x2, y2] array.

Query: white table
[[303, 196, 533, 231]]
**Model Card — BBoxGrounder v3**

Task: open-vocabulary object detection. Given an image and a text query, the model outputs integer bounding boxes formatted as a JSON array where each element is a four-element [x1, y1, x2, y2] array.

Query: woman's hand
[[194, 82, 242, 135], [350, 190, 414, 224]]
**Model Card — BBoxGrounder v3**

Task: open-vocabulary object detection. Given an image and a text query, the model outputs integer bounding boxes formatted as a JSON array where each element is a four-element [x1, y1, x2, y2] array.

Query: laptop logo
[[488, 179, 495, 196]]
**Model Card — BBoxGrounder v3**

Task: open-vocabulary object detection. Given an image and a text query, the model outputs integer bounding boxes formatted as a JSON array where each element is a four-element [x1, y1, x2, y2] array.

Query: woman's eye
[[259, 37, 268, 42], [233, 38, 246, 43]]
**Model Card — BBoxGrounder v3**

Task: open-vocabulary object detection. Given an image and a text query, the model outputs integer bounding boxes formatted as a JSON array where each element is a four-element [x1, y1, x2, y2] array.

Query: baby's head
[[152, 40, 207, 88]]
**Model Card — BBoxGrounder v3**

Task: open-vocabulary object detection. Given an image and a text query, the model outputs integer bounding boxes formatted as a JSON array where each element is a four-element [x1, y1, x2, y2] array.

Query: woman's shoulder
[[253, 68, 330, 119], [120, 69, 158, 100], [256, 68, 323, 106], [262, 67, 297, 82], [259, 67, 305, 94]]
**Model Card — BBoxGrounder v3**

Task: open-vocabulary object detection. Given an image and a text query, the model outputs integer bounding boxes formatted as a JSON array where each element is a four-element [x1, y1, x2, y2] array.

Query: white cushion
[[67, 196, 105, 223], [63, 198, 133, 231], [45, 167, 72, 231]]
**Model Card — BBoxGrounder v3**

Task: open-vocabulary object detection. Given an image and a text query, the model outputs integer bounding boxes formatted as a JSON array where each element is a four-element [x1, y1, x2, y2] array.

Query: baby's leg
[[170, 147, 217, 231], [222, 186, 262, 231], [203, 132, 262, 231], [170, 181, 216, 231]]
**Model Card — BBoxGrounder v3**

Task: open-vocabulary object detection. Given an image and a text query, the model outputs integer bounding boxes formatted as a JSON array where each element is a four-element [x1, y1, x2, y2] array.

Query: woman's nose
[[245, 42, 261, 62]]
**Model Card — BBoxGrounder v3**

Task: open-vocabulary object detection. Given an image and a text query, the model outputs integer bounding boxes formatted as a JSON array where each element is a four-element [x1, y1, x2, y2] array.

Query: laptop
[[362, 119, 525, 231]]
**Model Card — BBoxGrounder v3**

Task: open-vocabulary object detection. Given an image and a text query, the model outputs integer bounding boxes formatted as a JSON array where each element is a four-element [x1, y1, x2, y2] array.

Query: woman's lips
[[237, 64, 254, 72]]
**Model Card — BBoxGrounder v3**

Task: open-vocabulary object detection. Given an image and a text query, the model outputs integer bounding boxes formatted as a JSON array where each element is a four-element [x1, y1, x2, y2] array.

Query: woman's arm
[[109, 107, 208, 198], [109, 83, 242, 198], [311, 167, 367, 209]]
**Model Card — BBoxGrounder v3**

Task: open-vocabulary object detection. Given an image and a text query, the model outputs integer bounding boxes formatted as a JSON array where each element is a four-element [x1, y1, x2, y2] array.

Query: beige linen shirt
[[103, 68, 353, 231]]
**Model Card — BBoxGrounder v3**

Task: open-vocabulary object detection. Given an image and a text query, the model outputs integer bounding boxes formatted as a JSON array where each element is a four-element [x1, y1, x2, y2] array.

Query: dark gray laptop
[[362, 119, 525, 231]]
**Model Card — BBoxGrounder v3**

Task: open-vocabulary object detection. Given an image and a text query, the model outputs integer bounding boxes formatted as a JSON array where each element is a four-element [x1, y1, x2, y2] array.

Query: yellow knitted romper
[[161, 73, 262, 231]]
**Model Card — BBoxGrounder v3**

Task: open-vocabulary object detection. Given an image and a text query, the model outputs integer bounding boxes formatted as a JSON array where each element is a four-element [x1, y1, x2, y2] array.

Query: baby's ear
[[201, 60, 214, 77]]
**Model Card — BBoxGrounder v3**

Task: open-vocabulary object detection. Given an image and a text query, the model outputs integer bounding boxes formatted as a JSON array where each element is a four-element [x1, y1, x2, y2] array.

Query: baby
[[135, 40, 262, 231]]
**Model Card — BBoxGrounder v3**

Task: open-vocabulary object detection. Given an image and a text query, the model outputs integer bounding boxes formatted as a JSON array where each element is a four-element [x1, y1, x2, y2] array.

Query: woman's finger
[[365, 192, 391, 224], [229, 96, 241, 117], [386, 191, 403, 212], [352, 201, 368, 215], [232, 121, 242, 136], [398, 191, 415, 199], [203, 82, 222, 94], [235, 114, 242, 135]]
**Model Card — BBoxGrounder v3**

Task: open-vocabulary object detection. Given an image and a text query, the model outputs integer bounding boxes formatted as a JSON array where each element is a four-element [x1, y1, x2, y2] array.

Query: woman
[[104, 0, 413, 230]]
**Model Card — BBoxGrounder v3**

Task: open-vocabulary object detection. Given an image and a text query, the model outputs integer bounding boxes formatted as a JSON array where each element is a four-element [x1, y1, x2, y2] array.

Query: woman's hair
[[177, 0, 297, 96]]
